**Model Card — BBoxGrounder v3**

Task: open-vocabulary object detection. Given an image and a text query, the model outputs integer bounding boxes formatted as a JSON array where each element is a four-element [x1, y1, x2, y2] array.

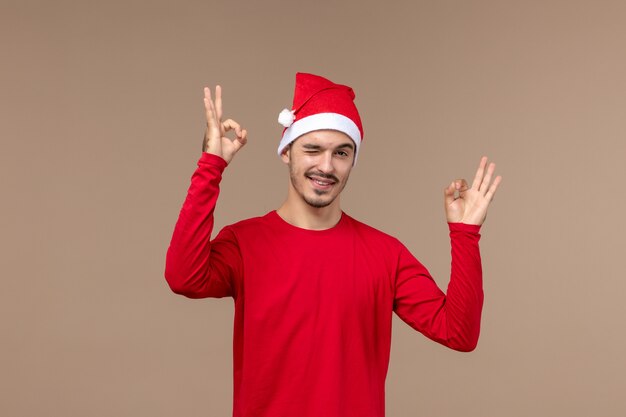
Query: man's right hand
[[202, 85, 248, 164]]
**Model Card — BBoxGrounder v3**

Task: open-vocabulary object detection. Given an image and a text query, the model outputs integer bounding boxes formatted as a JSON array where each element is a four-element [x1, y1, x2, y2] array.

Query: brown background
[[2, 0, 625, 416]]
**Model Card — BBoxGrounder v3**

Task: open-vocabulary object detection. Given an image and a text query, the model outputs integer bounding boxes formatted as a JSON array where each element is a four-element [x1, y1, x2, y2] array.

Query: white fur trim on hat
[[277, 112, 362, 163]]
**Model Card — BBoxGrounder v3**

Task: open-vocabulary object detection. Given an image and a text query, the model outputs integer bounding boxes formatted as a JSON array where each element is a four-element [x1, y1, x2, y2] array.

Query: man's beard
[[304, 190, 334, 208]]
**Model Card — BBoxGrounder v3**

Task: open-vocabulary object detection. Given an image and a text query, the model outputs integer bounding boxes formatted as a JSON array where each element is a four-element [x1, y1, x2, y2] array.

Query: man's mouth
[[307, 174, 337, 189]]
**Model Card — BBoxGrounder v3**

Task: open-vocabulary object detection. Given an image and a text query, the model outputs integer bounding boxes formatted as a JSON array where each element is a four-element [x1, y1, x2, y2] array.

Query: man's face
[[281, 130, 356, 209]]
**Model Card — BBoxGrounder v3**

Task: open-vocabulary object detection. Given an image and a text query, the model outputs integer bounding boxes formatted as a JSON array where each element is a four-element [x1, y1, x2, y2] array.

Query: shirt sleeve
[[164, 152, 243, 299], [392, 223, 483, 351]]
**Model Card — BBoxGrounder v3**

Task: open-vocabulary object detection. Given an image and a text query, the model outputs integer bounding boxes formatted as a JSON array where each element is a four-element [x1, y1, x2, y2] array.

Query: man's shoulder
[[343, 213, 402, 246], [224, 212, 274, 232]]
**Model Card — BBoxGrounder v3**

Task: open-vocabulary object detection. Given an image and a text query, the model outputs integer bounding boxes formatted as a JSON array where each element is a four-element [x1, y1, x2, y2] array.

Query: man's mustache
[[305, 171, 339, 183]]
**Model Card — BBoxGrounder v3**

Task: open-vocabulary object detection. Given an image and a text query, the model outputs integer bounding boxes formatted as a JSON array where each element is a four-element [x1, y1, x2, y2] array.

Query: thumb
[[444, 181, 456, 206]]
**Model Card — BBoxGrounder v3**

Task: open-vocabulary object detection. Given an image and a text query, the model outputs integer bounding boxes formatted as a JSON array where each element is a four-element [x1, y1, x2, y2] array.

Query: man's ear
[[280, 144, 291, 164]]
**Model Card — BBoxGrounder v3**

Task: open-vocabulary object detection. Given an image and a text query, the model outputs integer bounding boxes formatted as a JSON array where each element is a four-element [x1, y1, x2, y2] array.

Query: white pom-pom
[[278, 108, 295, 127]]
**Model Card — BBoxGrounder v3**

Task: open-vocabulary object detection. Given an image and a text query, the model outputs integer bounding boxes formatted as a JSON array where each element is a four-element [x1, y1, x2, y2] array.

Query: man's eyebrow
[[300, 142, 354, 150], [301, 144, 322, 149], [336, 143, 354, 150]]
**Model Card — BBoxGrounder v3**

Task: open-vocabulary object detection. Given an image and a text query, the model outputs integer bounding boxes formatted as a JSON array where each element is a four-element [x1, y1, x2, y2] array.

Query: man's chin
[[304, 196, 334, 208]]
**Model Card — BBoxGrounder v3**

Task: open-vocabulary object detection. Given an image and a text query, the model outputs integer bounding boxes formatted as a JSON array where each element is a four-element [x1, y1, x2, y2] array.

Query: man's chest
[[237, 234, 396, 319]]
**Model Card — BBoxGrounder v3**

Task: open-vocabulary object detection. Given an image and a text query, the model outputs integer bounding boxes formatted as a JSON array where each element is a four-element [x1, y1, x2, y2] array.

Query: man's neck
[[276, 198, 342, 231]]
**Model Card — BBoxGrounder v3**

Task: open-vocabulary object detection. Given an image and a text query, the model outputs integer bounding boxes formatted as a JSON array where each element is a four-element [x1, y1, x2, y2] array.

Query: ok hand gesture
[[444, 157, 502, 226], [202, 85, 248, 164]]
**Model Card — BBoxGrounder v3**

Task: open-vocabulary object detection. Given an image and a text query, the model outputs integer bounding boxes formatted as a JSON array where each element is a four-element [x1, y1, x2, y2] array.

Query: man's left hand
[[444, 156, 502, 226]]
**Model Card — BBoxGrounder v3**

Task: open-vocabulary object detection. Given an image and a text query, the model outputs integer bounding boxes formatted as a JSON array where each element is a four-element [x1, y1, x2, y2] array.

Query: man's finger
[[239, 129, 248, 145], [444, 181, 457, 206], [231, 130, 249, 152], [471, 156, 488, 190], [233, 137, 246, 151], [203, 87, 211, 117], [204, 92, 220, 138], [215, 85, 223, 122], [456, 179, 469, 194], [223, 118, 242, 133], [479, 163, 495, 194], [484, 175, 502, 202], [204, 87, 216, 122]]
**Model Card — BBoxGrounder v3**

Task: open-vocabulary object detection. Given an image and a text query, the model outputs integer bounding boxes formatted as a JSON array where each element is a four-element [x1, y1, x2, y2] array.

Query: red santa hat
[[277, 72, 364, 163]]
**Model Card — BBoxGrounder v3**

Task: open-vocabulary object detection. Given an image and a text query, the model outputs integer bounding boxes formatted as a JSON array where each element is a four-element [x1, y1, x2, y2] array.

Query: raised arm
[[164, 86, 248, 298], [393, 157, 501, 351]]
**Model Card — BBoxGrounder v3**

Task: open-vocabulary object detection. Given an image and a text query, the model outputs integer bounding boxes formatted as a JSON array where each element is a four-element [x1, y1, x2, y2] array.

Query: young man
[[165, 73, 501, 417]]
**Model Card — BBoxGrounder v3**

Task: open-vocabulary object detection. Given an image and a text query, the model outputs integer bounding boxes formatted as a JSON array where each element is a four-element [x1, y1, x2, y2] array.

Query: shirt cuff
[[199, 152, 228, 171], [447, 222, 482, 234]]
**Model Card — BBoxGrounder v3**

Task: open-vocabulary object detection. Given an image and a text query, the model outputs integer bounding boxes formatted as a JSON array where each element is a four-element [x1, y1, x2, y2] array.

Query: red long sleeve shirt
[[165, 152, 484, 417]]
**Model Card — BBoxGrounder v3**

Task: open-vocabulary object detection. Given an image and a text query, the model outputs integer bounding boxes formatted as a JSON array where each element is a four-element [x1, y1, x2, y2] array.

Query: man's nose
[[318, 151, 334, 173]]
